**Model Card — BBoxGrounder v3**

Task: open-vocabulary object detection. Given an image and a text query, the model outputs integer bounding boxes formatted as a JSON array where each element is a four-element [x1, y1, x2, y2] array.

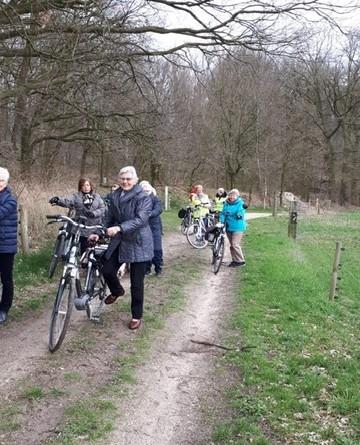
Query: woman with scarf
[[49, 177, 105, 254]]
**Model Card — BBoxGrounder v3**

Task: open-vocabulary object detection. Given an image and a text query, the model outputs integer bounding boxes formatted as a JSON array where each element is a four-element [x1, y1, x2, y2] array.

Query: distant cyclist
[[213, 188, 227, 213], [190, 184, 211, 220], [49, 177, 105, 254]]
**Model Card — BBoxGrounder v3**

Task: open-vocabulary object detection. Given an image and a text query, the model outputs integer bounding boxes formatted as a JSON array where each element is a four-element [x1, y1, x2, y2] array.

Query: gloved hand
[[84, 210, 95, 218], [236, 214, 243, 220], [243, 203, 248, 209], [49, 196, 59, 205], [215, 222, 224, 228]]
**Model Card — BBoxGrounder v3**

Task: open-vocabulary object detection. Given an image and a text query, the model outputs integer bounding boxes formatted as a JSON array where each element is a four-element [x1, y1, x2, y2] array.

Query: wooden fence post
[[19, 204, 30, 253], [329, 242, 342, 300], [164, 186, 169, 211], [287, 200, 297, 239]]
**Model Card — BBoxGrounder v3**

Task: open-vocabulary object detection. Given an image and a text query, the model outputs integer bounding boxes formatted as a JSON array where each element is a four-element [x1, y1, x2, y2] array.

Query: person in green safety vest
[[213, 188, 227, 212], [189, 184, 211, 218]]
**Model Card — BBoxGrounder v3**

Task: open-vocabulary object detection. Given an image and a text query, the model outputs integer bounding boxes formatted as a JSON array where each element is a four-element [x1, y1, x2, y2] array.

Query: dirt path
[[102, 248, 235, 445], [0, 214, 268, 445]]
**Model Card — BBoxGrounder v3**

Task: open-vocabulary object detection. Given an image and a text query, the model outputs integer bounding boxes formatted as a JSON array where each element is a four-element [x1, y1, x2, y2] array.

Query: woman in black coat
[[89, 166, 153, 330], [0, 167, 17, 324]]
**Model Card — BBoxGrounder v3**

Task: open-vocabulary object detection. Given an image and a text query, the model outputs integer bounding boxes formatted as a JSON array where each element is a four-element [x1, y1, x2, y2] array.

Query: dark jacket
[[105, 184, 154, 263], [148, 194, 163, 251], [0, 187, 18, 254]]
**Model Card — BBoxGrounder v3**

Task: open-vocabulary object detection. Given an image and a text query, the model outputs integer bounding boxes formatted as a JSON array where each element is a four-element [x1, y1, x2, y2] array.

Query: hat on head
[[0, 167, 10, 182]]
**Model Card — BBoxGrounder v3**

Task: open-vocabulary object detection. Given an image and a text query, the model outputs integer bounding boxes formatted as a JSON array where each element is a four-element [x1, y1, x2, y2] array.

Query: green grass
[[0, 405, 21, 433], [47, 399, 116, 445], [14, 243, 52, 288], [21, 386, 44, 401], [214, 212, 360, 444], [10, 242, 54, 319], [162, 208, 180, 232]]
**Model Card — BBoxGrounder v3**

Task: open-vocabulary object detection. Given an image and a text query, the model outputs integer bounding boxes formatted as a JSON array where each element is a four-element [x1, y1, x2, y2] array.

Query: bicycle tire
[[49, 275, 75, 352], [186, 222, 208, 249], [48, 234, 65, 278], [212, 236, 225, 274], [180, 219, 188, 235], [85, 267, 106, 322]]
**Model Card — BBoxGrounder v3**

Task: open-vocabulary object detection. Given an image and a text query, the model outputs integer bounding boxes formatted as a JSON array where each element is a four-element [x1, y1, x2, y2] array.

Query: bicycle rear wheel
[[49, 275, 75, 352], [212, 236, 225, 274], [85, 268, 106, 322], [180, 219, 188, 235], [48, 234, 65, 278], [186, 222, 208, 249]]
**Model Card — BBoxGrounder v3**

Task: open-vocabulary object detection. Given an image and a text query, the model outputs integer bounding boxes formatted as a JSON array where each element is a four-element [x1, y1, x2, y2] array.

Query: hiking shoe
[[229, 261, 245, 268], [233, 261, 246, 267]]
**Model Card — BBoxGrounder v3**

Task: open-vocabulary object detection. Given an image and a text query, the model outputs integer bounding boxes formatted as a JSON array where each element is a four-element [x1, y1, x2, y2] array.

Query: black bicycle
[[47, 215, 108, 352], [48, 209, 75, 278], [209, 223, 226, 274]]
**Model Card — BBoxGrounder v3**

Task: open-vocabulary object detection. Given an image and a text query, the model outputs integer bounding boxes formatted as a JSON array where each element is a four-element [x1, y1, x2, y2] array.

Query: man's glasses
[[119, 177, 133, 181]]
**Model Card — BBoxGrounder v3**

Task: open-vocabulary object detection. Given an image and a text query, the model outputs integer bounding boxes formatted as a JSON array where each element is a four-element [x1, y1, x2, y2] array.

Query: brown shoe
[[104, 286, 125, 305], [128, 319, 142, 330]]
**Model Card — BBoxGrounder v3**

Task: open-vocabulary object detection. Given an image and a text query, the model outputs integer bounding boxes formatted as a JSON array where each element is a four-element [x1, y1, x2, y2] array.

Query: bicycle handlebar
[[46, 214, 105, 233]]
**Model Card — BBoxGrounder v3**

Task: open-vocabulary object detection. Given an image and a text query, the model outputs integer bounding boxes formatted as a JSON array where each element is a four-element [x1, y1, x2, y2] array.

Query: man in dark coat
[[0, 167, 17, 324], [140, 181, 163, 276], [89, 166, 153, 330]]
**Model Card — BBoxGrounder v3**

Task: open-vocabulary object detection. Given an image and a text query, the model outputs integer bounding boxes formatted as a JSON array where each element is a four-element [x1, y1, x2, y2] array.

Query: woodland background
[[2, 1, 360, 207]]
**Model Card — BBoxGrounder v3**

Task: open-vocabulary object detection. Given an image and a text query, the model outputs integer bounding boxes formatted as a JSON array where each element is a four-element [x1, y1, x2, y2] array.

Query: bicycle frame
[[47, 214, 104, 352], [211, 224, 226, 274]]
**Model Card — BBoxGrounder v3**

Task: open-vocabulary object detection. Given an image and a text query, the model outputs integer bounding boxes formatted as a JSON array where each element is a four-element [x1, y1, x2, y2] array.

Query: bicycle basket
[[178, 208, 187, 219], [94, 244, 108, 257]]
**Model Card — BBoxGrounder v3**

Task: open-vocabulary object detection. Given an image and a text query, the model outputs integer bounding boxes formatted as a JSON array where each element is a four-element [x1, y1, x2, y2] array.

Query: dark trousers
[[102, 247, 147, 319], [79, 236, 88, 255], [0, 253, 15, 313]]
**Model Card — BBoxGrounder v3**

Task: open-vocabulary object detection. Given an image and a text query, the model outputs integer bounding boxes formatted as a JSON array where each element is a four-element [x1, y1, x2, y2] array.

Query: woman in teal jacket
[[219, 188, 247, 267]]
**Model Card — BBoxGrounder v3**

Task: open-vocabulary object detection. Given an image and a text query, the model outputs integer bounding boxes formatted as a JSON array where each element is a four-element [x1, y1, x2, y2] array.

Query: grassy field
[[214, 211, 360, 445]]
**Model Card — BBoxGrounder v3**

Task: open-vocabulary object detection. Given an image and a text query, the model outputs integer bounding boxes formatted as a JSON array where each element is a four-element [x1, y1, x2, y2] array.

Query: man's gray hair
[[118, 166, 138, 181]]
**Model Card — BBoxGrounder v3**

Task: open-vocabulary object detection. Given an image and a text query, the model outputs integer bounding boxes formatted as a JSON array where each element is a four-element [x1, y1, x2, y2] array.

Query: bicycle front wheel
[[187, 222, 208, 249], [212, 236, 225, 274], [49, 275, 75, 352], [48, 234, 65, 278]]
